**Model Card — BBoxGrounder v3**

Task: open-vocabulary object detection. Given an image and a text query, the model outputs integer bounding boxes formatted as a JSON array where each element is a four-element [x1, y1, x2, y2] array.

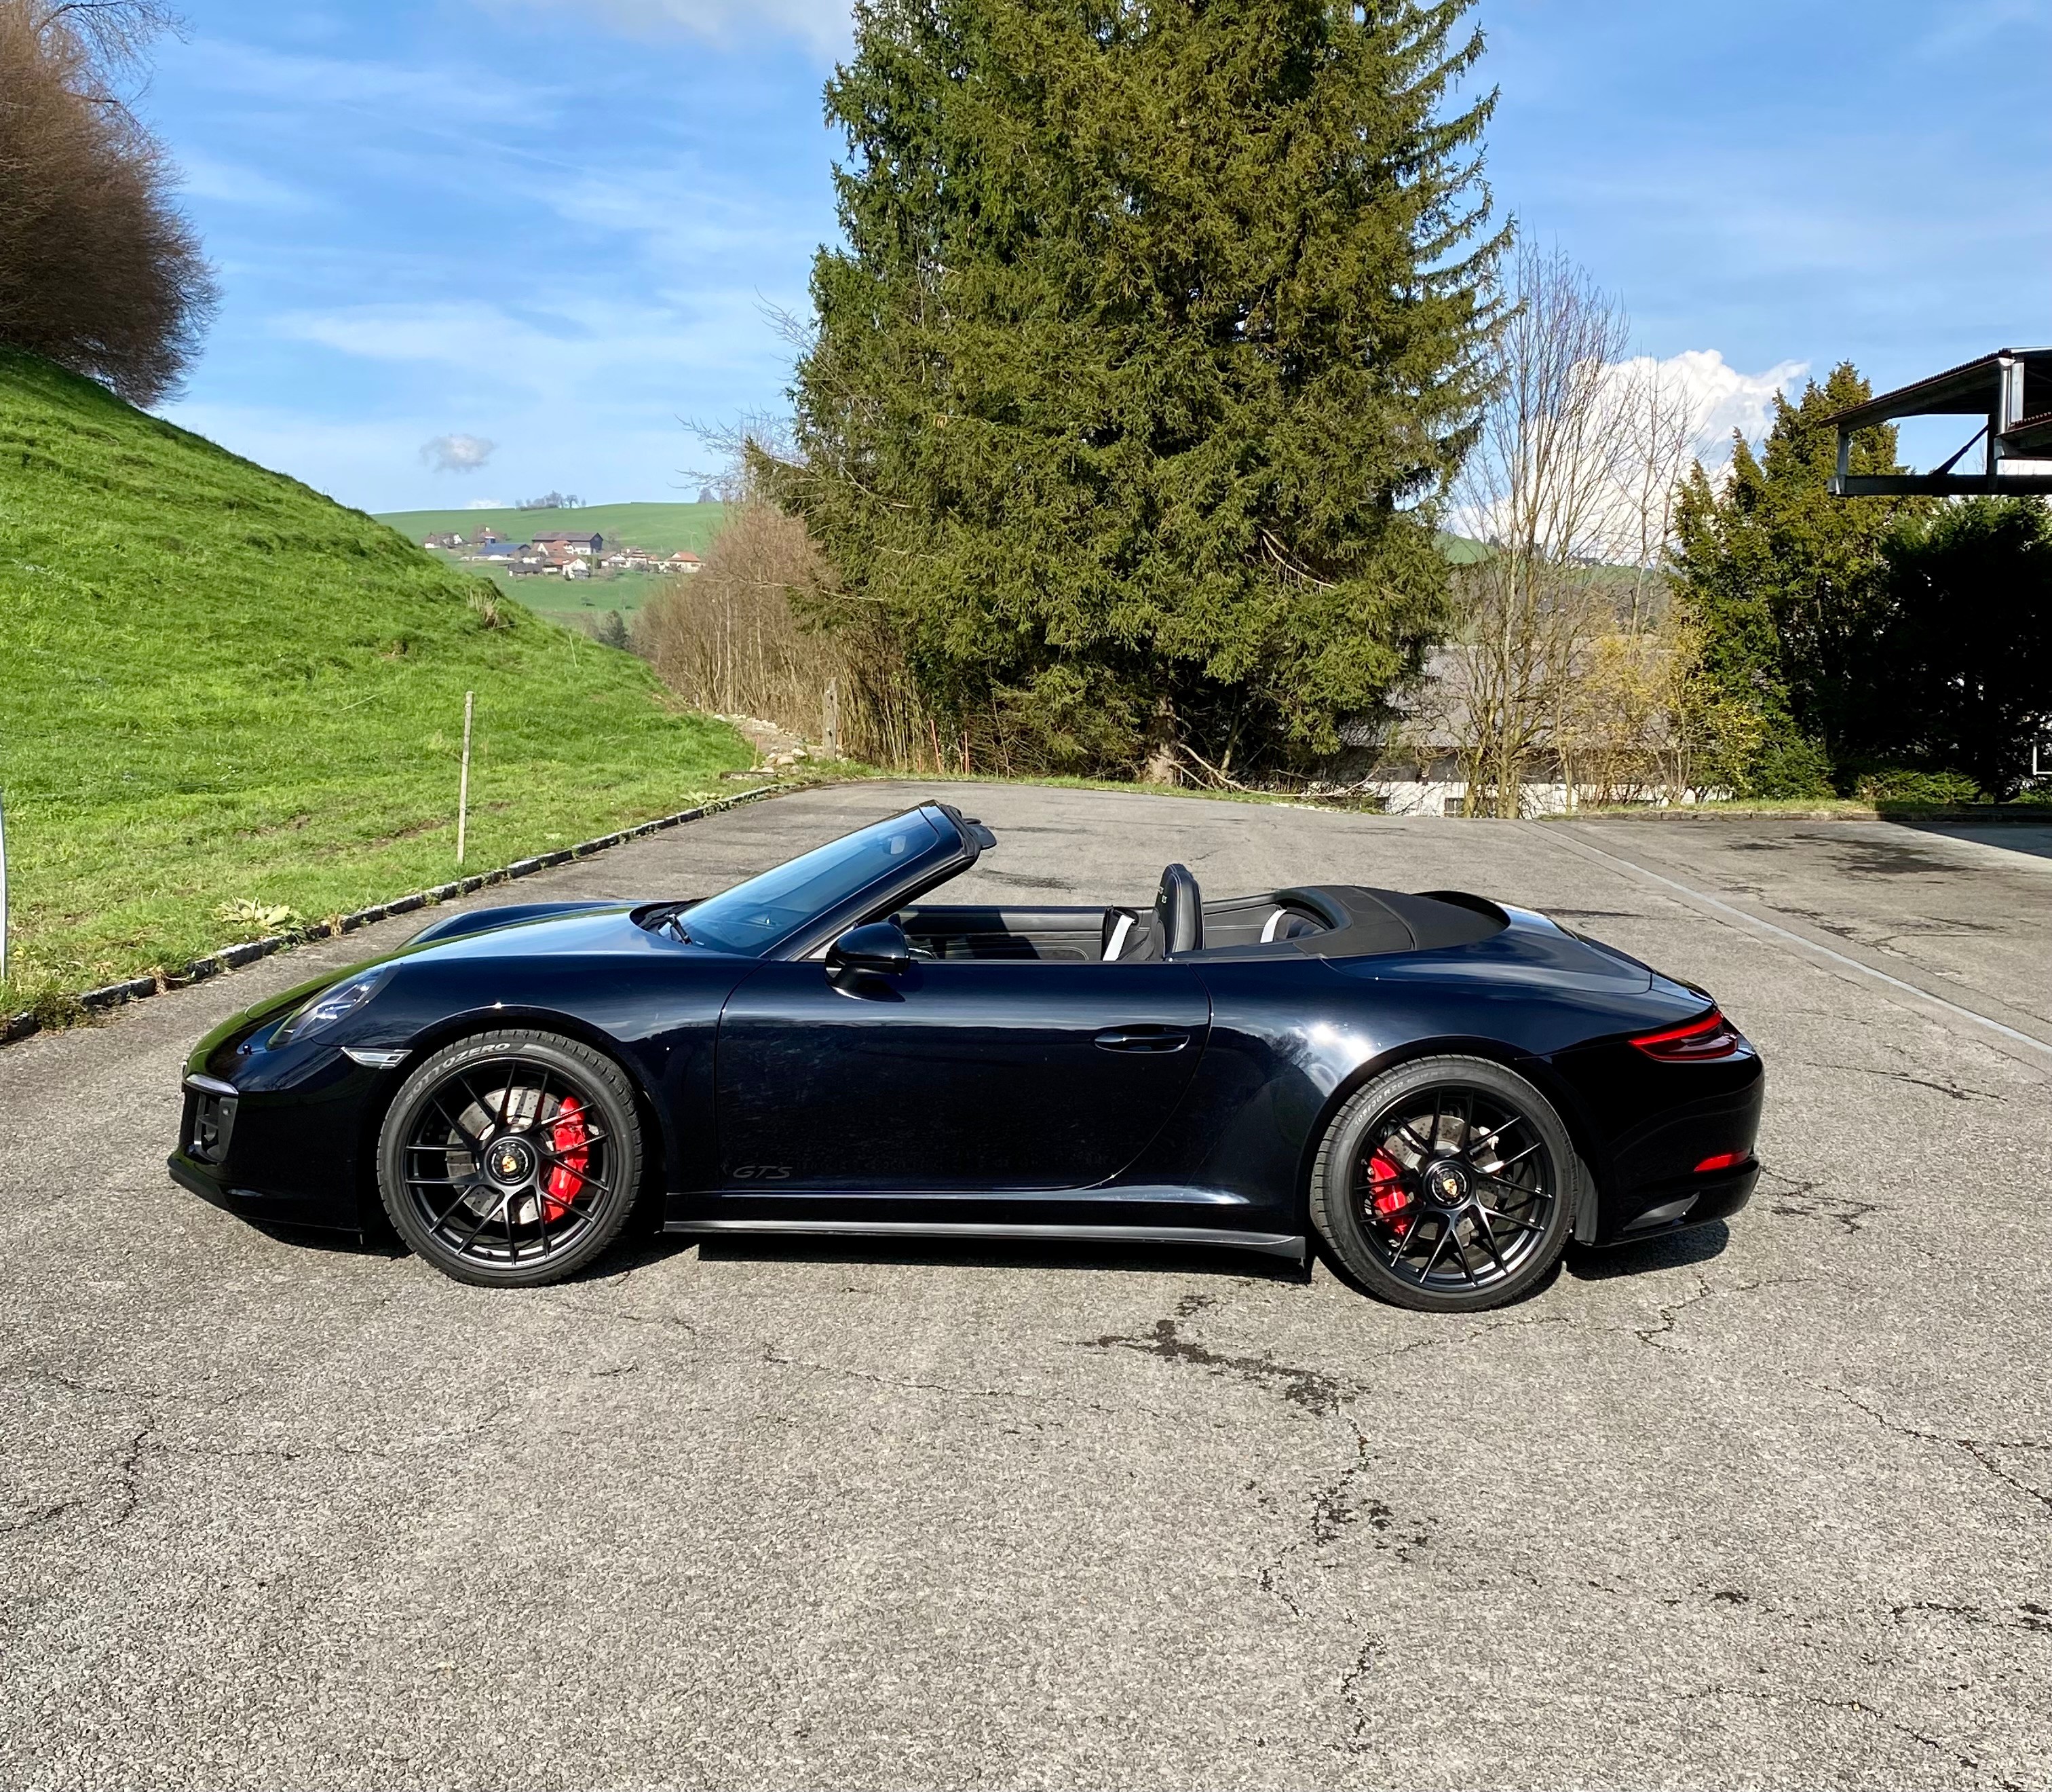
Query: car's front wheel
[[1309, 1055, 1580, 1312], [377, 1029, 645, 1286]]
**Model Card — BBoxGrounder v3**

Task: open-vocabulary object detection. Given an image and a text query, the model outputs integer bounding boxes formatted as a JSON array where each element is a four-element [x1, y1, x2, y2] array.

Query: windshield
[[672, 809, 949, 955]]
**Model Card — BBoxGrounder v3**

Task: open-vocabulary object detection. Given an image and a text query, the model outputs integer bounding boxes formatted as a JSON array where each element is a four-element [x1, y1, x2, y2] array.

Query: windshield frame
[[646, 803, 978, 960]]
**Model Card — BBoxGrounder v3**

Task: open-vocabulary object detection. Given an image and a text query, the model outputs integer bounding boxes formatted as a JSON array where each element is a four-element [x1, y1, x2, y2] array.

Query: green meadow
[[376, 502, 727, 615], [0, 350, 750, 1018]]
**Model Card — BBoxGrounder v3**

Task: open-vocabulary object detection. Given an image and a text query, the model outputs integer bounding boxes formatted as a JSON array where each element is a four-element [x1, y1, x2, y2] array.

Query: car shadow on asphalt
[[248, 1218, 406, 1260], [681, 1232, 1315, 1285], [1563, 1221, 1730, 1280], [240, 1215, 1728, 1296]]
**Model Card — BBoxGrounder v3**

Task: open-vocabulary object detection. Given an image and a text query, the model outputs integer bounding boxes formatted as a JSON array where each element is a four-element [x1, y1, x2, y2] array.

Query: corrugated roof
[[1824, 347, 2052, 430]]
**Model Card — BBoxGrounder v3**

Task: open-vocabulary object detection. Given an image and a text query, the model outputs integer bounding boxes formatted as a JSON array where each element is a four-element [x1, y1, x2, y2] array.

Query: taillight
[[1694, 1150, 1749, 1175], [1631, 1008, 1744, 1061]]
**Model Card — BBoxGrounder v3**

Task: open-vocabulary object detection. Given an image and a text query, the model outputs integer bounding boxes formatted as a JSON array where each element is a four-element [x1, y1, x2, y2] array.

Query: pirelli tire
[[377, 1028, 646, 1288], [1310, 1055, 1581, 1313]]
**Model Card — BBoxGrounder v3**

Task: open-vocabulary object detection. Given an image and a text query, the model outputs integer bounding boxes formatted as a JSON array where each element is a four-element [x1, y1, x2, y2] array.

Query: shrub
[[0, 1, 217, 405], [1853, 769, 1988, 807], [633, 501, 945, 767]]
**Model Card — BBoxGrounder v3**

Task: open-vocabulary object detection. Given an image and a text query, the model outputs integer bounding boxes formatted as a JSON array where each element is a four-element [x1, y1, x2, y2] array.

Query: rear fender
[[1299, 1037, 1610, 1240]]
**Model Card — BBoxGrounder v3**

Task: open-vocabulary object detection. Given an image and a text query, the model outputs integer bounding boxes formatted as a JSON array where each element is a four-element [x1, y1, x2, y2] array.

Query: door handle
[[1094, 1027, 1190, 1054]]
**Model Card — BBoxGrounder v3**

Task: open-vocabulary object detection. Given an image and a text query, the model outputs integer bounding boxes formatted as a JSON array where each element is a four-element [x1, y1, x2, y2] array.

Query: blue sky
[[145, 0, 2052, 513]]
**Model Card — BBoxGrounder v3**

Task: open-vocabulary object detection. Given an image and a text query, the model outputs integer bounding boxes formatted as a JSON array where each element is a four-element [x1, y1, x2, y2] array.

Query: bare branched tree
[[0, 0, 216, 404], [1460, 248, 1637, 569], [1441, 246, 1633, 816], [1612, 355, 1702, 628], [1426, 246, 1722, 815], [30, 0, 181, 95]]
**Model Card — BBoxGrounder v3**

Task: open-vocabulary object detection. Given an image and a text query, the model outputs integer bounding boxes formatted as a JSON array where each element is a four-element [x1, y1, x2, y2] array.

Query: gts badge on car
[[731, 1164, 792, 1181]]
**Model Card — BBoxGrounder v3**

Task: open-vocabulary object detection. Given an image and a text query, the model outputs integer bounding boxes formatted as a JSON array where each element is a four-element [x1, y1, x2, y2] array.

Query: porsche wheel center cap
[[487, 1137, 537, 1187], [1425, 1160, 1471, 1208]]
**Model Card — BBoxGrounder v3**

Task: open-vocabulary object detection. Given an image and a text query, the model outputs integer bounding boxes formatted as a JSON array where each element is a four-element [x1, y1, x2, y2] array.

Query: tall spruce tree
[[776, 0, 1504, 776]]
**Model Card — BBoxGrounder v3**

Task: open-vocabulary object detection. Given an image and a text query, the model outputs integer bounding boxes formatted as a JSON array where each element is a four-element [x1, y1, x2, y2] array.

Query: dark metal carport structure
[[1827, 346, 2052, 495]]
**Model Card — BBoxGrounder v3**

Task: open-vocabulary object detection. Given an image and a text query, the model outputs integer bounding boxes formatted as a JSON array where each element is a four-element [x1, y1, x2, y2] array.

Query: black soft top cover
[[1272, 886, 1508, 959]]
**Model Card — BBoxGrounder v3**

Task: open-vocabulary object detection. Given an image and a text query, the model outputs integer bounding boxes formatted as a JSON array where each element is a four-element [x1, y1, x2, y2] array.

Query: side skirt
[[666, 1217, 1308, 1265]]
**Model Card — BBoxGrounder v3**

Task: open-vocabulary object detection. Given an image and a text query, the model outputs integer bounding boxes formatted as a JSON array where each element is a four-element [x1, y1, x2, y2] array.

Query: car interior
[[890, 864, 1502, 964]]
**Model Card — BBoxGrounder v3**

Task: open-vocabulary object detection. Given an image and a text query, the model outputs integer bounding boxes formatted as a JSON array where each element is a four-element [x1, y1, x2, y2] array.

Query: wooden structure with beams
[[1827, 347, 2052, 496]]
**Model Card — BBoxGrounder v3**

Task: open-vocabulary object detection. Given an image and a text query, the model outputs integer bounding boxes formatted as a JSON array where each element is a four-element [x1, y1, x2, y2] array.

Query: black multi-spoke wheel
[[1310, 1056, 1580, 1312], [377, 1029, 644, 1286]]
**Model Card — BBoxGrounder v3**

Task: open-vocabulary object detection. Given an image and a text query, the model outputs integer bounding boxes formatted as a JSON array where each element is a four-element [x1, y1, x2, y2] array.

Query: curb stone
[[0, 781, 786, 1050]]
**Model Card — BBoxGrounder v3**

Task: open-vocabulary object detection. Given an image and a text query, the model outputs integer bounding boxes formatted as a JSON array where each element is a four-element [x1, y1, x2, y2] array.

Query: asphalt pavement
[[3, 782, 2049, 1790]]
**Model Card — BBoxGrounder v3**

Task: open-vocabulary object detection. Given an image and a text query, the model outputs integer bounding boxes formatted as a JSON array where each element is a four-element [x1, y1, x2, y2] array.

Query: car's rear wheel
[[1309, 1056, 1580, 1312], [377, 1029, 644, 1287]]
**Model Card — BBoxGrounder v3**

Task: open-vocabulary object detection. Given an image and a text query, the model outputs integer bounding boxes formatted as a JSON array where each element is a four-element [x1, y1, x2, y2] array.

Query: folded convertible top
[[1276, 886, 1508, 959]]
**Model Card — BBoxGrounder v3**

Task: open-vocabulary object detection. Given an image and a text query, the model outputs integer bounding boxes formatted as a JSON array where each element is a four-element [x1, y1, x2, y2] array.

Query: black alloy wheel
[[377, 1029, 644, 1286], [1310, 1056, 1579, 1312]]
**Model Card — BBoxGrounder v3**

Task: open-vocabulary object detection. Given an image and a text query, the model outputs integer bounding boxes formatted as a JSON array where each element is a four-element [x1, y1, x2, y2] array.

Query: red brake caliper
[[1366, 1150, 1414, 1236], [543, 1096, 588, 1223]]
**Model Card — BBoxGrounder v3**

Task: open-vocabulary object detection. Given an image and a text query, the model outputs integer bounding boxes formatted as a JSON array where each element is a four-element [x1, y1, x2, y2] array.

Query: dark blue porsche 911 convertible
[[170, 801, 1764, 1312]]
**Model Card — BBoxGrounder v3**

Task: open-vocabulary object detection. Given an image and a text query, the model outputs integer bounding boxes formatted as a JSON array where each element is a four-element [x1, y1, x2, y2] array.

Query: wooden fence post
[[457, 691, 474, 865], [822, 679, 841, 759]]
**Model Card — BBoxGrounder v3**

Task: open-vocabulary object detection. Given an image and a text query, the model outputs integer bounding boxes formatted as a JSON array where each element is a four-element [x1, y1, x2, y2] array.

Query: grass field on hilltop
[[375, 502, 728, 616], [466, 565, 676, 616], [374, 501, 727, 558], [0, 351, 751, 1018]]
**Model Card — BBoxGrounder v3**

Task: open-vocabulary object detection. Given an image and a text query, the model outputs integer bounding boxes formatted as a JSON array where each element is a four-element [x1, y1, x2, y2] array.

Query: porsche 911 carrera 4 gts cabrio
[[170, 801, 1764, 1312]]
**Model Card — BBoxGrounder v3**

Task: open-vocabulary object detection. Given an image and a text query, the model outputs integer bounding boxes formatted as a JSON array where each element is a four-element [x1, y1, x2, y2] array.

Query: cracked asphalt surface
[[4, 784, 2051, 1790]]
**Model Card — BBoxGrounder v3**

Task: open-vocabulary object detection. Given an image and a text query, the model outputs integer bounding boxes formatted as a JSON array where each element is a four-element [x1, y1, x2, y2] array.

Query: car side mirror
[[827, 920, 913, 978]]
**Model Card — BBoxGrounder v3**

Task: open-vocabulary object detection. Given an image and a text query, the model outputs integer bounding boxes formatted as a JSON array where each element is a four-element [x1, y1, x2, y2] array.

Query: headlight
[[269, 967, 394, 1048]]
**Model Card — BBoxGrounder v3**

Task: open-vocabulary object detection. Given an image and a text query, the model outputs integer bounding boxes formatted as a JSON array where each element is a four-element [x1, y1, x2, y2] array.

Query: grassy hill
[[0, 351, 750, 1018]]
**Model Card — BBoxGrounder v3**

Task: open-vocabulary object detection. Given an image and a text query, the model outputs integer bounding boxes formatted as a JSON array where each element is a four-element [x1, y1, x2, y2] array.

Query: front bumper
[[168, 1046, 394, 1234], [167, 1143, 364, 1233]]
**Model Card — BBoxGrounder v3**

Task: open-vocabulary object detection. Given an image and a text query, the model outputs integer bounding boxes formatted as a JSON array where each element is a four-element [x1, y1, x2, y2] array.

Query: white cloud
[[273, 292, 786, 394], [1609, 348, 1809, 469], [182, 39, 540, 125], [207, 292, 795, 509], [525, 164, 820, 273], [480, 0, 852, 56], [1920, 0, 2051, 55], [176, 151, 318, 213], [1451, 350, 1809, 558], [421, 433, 497, 473]]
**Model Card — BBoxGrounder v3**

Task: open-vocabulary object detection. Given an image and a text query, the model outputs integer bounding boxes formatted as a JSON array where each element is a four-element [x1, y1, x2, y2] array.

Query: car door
[[714, 958, 1211, 1192]]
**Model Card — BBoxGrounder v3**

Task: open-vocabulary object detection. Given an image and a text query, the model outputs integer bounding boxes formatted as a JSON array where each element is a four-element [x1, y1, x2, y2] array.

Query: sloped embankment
[[0, 349, 748, 1014]]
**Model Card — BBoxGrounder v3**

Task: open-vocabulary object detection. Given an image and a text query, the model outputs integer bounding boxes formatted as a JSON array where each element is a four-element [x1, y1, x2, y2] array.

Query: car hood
[[402, 899, 646, 949], [195, 902, 669, 1050], [395, 900, 679, 964]]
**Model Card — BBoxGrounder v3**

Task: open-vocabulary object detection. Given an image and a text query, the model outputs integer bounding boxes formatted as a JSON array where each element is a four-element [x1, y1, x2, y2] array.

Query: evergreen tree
[[1671, 364, 1921, 795], [1865, 499, 2052, 797], [776, 0, 1504, 775]]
